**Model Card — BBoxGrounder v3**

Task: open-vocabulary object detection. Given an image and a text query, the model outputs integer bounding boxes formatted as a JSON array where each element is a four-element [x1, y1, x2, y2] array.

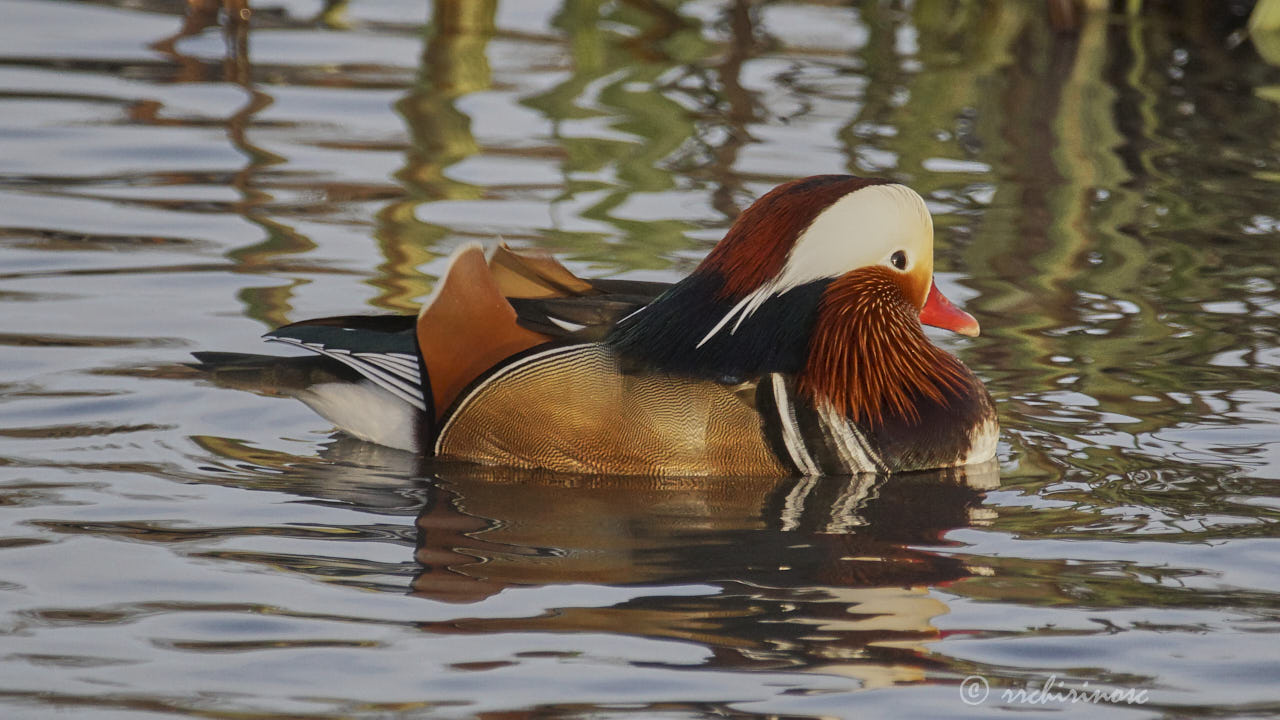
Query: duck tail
[[187, 352, 363, 397], [190, 350, 428, 452]]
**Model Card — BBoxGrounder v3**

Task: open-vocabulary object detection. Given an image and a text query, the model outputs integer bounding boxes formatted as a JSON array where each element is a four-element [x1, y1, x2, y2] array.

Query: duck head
[[608, 174, 983, 424], [696, 175, 978, 341]]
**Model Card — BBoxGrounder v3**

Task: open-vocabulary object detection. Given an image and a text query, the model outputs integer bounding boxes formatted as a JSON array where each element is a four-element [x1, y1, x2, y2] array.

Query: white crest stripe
[[696, 292, 757, 348]]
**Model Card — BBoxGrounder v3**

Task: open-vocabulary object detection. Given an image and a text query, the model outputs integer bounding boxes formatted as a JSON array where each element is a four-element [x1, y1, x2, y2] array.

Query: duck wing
[[508, 287, 663, 341], [264, 315, 425, 411], [491, 244, 670, 340]]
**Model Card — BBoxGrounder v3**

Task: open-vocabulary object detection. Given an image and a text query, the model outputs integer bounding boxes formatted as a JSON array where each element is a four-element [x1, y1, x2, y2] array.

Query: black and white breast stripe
[[265, 335, 426, 412], [758, 374, 887, 476]]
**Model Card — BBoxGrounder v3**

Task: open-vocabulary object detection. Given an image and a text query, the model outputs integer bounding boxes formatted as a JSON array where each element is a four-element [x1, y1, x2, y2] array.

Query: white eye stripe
[[783, 183, 931, 285]]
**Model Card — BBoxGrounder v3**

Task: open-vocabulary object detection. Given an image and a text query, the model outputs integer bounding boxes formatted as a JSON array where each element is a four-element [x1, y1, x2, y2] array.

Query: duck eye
[[891, 250, 907, 270]]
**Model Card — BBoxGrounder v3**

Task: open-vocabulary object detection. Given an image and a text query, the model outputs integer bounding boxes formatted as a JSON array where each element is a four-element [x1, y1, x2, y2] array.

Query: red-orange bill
[[920, 280, 980, 337]]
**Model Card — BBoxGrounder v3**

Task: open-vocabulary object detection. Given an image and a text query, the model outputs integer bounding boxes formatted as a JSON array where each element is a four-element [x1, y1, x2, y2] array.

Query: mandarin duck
[[193, 175, 997, 475]]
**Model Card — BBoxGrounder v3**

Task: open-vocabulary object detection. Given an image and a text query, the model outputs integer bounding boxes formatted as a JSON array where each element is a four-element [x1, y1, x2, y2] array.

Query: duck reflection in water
[[411, 459, 999, 687], [187, 434, 998, 687]]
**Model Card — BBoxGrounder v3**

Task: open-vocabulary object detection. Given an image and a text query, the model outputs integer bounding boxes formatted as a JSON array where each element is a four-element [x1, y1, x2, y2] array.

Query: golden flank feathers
[[437, 344, 787, 476]]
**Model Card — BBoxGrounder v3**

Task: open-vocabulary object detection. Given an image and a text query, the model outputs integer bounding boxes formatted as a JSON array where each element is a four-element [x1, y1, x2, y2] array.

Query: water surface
[[1, 1, 1278, 718]]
